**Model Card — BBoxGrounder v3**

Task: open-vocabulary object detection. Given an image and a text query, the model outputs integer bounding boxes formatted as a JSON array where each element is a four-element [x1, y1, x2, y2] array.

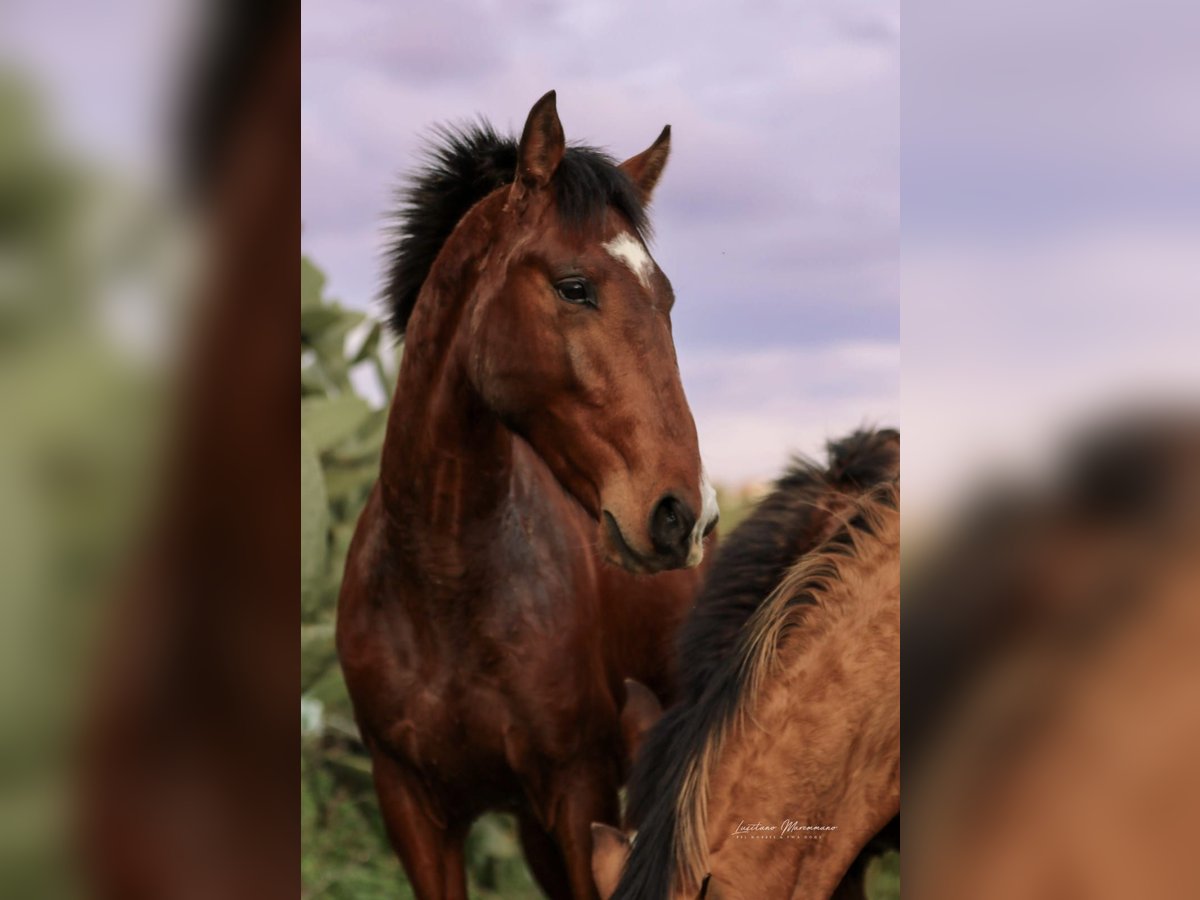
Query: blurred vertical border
[[1, 1, 298, 897]]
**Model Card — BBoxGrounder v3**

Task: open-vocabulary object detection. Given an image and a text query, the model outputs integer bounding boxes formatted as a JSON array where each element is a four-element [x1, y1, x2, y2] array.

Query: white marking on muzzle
[[603, 232, 655, 289], [686, 466, 720, 567]]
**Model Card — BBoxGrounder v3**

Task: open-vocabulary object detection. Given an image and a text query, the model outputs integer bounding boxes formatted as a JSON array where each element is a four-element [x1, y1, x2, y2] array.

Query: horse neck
[[378, 276, 515, 571]]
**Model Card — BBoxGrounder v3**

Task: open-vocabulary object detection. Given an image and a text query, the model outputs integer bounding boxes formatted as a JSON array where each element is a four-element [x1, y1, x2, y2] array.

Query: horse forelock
[[382, 120, 650, 339]]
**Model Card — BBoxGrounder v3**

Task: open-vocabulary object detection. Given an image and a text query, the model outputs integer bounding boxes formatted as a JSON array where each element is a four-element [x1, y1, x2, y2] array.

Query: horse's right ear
[[513, 90, 565, 198], [591, 822, 631, 899], [620, 678, 664, 768], [619, 124, 671, 203]]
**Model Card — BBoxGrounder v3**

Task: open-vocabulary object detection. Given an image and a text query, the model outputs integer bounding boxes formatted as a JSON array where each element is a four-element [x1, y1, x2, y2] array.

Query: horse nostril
[[650, 494, 696, 557]]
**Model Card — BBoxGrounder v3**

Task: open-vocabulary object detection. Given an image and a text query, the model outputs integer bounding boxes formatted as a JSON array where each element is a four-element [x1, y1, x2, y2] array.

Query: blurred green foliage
[[866, 850, 901, 900], [0, 70, 173, 900], [300, 256, 541, 899]]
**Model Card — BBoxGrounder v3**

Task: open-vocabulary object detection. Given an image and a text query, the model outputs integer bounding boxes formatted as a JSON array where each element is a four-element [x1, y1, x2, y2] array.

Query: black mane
[[676, 428, 900, 699], [383, 120, 649, 337], [615, 428, 899, 900]]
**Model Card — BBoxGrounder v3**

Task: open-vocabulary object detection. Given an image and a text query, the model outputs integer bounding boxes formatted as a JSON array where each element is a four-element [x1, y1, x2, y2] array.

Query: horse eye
[[555, 278, 593, 306]]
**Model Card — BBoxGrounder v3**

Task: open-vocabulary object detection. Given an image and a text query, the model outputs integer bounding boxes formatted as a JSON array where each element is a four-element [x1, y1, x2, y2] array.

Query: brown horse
[[593, 430, 900, 899], [336, 91, 719, 900]]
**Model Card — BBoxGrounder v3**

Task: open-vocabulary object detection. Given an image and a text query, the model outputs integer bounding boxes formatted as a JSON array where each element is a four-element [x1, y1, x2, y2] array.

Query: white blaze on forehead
[[602, 232, 656, 289], [687, 466, 721, 567]]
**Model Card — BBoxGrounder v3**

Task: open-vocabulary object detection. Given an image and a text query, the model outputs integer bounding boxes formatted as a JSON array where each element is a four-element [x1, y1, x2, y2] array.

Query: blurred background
[[902, 0, 1200, 532], [902, 0, 1200, 895], [1, 1, 297, 897], [0, 2, 193, 896]]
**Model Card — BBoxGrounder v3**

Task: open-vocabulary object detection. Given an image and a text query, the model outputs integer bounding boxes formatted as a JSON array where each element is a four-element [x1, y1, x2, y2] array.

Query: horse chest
[[346, 475, 613, 792]]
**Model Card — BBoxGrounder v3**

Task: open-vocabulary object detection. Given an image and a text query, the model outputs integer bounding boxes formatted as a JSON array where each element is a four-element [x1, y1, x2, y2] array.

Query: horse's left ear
[[620, 679, 664, 769], [591, 823, 632, 899], [620, 125, 671, 203], [515, 89, 565, 194]]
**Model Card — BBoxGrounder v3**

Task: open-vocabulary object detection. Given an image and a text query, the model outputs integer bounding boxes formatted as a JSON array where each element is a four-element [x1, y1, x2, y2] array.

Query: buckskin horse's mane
[[675, 429, 900, 700], [617, 429, 899, 900], [383, 120, 650, 337]]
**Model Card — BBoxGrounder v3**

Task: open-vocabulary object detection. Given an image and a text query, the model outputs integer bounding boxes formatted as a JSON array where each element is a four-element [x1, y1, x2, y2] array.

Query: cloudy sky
[[901, 0, 1200, 527], [301, 0, 900, 484], [10, 0, 1195, 507]]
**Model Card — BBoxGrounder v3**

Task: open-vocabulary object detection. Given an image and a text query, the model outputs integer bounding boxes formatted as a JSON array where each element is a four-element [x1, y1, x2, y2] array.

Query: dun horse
[[336, 92, 718, 900], [593, 430, 900, 899]]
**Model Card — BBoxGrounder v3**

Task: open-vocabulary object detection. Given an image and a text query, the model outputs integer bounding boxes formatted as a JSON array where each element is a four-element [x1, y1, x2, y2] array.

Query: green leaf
[[301, 622, 338, 693], [326, 408, 387, 466], [302, 395, 372, 453], [299, 304, 344, 338], [352, 321, 383, 364], [304, 307, 367, 395], [865, 850, 900, 900], [300, 428, 329, 591], [323, 461, 380, 509], [306, 662, 356, 718], [301, 255, 326, 312], [470, 815, 520, 860], [300, 362, 330, 398]]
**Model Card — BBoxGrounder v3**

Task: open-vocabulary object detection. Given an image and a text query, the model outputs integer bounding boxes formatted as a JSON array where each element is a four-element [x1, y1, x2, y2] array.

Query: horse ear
[[515, 89, 565, 192], [620, 678, 664, 767], [619, 125, 671, 203], [591, 822, 632, 899]]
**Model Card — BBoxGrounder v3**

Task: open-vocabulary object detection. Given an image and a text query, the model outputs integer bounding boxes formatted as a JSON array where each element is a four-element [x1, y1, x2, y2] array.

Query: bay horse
[[593, 429, 900, 899], [336, 91, 719, 900]]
